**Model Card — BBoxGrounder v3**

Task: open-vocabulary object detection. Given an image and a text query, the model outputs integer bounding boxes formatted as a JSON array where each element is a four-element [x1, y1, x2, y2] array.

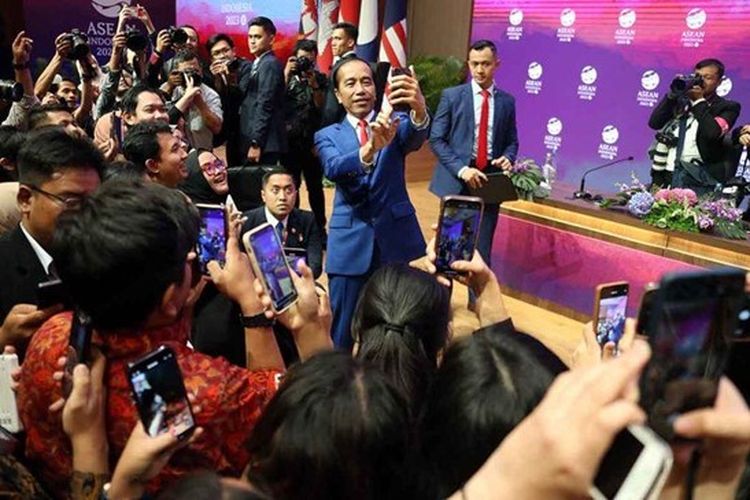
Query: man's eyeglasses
[[200, 159, 226, 176], [26, 185, 86, 209]]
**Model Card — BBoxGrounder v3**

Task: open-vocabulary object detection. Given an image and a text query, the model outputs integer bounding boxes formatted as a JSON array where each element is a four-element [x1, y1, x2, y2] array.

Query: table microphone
[[573, 156, 635, 199]]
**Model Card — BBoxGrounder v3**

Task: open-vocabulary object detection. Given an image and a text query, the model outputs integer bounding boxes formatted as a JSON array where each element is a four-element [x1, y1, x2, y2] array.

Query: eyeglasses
[[200, 159, 226, 175], [26, 185, 86, 210]]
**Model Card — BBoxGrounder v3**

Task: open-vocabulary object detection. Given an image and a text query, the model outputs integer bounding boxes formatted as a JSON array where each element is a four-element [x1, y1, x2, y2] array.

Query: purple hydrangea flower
[[627, 191, 654, 217], [697, 215, 714, 230]]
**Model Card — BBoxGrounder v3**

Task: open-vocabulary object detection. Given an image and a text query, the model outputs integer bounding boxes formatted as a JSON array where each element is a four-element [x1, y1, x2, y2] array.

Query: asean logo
[[547, 117, 563, 136], [92, 0, 131, 17]]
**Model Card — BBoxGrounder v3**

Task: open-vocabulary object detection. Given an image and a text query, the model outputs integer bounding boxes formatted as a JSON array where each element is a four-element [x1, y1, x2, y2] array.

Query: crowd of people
[[0, 6, 750, 499]]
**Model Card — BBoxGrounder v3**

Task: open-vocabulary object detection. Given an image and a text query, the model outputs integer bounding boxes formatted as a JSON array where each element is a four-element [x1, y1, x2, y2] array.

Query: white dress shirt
[[265, 206, 290, 236], [20, 222, 54, 275]]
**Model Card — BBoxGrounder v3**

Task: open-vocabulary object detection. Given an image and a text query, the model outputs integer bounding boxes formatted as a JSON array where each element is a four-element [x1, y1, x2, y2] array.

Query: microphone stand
[[573, 156, 635, 200]]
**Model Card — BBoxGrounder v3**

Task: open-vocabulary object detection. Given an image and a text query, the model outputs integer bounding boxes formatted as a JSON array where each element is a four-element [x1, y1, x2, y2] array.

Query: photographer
[[2, 31, 36, 130], [648, 58, 741, 194], [283, 39, 327, 234], [33, 31, 96, 130], [163, 50, 223, 150], [207, 33, 248, 166]]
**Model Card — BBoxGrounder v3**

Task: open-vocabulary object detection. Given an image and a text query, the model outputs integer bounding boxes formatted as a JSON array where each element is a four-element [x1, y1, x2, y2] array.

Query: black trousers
[[284, 144, 327, 232]]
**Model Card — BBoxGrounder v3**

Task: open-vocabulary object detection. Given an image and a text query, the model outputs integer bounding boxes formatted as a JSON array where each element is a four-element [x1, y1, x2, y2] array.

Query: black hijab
[[178, 149, 226, 205]]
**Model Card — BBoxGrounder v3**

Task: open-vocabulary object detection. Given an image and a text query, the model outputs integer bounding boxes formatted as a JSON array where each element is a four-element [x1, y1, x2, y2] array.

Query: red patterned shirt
[[18, 312, 281, 497]]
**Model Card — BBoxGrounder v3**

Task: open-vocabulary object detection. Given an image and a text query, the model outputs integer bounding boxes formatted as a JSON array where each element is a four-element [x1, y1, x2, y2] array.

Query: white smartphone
[[0, 354, 22, 433], [243, 223, 299, 313], [590, 424, 673, 500]]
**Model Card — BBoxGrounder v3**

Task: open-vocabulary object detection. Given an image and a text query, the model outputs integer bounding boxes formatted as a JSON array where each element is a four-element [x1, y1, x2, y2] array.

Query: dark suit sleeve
[[305, 216, 323, 279], [429, 90, 465, 177], [693, 99, 740, 144], [249, 59, 284, 148], [500, 97, 519, 162], [648, 94, 680, 130]]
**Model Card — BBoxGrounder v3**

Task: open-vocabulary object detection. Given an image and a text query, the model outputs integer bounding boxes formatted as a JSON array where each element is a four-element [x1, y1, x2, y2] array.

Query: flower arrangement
[[508, 158, 549, 201], [600, 173, 747, 240]]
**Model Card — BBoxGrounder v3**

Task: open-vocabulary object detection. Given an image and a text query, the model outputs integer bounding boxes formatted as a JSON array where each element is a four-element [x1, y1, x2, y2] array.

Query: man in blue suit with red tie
[[429, 40, 518, 307], [314, 57, 430, 349]]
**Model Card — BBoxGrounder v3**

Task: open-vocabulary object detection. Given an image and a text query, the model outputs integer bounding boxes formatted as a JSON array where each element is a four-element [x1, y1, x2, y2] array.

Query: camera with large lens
[[181, 69, 201, 87], [292, 56, 314, 76], [125, 27, 149, 52], [168, 26, 188, 46], [655, 131, 678, 148], [226, 58, 240, 72], [670, 73, 704, 94], [63, 29, 90, 61], [0, 80, 23, 102]]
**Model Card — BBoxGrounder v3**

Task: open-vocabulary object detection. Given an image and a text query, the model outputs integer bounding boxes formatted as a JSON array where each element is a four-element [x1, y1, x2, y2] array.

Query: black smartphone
[[62, 309, 93, 398], [389, 67, 413, 112], [593, 282, 629, 348], [635, 283, 658, 337], [731, 293, 750, 342], [243, 224, 299, 313], [37, 279, 66, 309], [639, 268, 747, 440], [435, 195, 484, 277], [127, 346, 196, 439], [284, 247, 307, 272], [196, 204, 227, 274]]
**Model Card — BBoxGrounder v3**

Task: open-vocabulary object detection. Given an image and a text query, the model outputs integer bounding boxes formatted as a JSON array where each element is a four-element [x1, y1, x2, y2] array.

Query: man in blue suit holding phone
[[315, 57, 430, 349], [429, 40, 518, 307]]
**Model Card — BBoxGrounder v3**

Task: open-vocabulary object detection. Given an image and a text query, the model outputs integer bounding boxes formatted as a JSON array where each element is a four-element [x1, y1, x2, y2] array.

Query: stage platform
[[495, 185, 750, 324]]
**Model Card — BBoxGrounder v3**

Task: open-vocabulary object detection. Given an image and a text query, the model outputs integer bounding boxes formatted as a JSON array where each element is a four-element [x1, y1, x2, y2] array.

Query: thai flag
[[356, 0, 379, 62], [379, 0, 407, 68], [316, 0, 340, 73], [299, 0, 318, 40]]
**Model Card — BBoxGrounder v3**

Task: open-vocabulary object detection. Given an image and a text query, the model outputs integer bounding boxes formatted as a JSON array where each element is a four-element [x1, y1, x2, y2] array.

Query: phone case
[[435, 195, 484, 276], [592, 281, 629, 346], [0, 354, 22, 433], [242, 225, 298, 314]]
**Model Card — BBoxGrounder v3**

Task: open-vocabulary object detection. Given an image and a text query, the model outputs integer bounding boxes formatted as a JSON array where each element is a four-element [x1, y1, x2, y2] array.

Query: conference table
[[493, 184, 750, 323]]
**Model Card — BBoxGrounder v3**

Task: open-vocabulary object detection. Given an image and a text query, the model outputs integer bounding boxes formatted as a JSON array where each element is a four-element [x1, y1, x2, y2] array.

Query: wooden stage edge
[[502, 188, 750, 270]]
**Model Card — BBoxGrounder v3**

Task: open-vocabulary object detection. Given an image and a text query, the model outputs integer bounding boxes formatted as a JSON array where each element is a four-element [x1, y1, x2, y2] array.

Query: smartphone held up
[[435, 195, 484, 277], [593, 282, 629, 349], [243, 223, 299, 313]]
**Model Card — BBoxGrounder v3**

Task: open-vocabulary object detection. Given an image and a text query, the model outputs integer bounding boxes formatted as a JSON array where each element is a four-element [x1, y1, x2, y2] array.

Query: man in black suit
[[648, 58, 741, 193], [0, 128, 103, 352], [238, 16, 287, 165], [242, 168, 323, 278]]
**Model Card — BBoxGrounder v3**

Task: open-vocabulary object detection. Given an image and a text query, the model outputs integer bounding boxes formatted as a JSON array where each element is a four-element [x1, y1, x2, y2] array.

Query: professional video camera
[[125, 27, 149, 52], [0, 80, 23, 102], [292, 55, 314, 77], [670, 73, 704, 94], [63, 29, 90, 60], [168, 26, 188, 46]]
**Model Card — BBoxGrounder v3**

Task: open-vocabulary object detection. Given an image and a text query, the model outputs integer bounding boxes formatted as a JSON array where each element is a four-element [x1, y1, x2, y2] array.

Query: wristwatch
[[240, 312, 275, 328], [12, 62, 28, 70]]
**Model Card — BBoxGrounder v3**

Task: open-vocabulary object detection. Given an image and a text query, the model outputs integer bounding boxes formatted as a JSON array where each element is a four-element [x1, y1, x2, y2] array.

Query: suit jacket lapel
[[463, 84, 475, 141], [338, 118, 380, 172], [492, 88, 503, 136], [10, 225, 46, 279]]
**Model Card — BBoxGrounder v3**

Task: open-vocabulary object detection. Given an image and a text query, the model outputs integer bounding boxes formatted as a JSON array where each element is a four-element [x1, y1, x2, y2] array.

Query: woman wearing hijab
[[179, 148, 229, 204]]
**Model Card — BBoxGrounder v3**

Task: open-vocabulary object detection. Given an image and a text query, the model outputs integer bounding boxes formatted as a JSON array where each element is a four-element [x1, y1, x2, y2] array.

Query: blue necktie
[[276, 221, 284, 243]]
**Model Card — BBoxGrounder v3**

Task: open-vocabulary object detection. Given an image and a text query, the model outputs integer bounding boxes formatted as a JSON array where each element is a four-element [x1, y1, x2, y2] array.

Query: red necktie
[[357, 119, 369, 146], [476, 89, 490, 170]]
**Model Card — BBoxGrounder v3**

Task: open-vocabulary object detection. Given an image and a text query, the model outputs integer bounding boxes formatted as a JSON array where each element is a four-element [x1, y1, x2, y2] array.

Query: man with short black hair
[[28, 102, 86, 137], [163, 49, 223, 150], [238, 16, 287, 165], [122, 120, 188, 188], [0, 127, 103, 352], [93, 84, 169, 160], [0, 126, 26, 182], [648, 57, 741, 192]]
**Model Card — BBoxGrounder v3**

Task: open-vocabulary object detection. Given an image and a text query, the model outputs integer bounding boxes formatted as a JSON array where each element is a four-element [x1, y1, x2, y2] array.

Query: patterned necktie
[[477, 89, 490, 170]]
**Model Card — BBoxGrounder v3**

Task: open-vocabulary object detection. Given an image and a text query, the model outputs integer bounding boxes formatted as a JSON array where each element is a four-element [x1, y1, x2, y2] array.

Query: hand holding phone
[[243, 223, 298, 313], [388, 67, 414, 113], [62, 310, 93, 398], [435, 196, 484, 277], [593, 282, 629, 349], [196, 204, 227, 275], [127, 346, 195, 439]]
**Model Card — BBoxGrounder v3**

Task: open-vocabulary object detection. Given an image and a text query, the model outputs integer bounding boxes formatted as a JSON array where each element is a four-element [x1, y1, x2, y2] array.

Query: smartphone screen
[[196, 205, 227, 274], [435, 196, 483, 276], [640, 268, 746, 440], [128, 346, 195, 439], [284, 247, 307, 273], [62, 310, 92, 398], [594, 283, 629, 347], [245, 224, 298, 312]]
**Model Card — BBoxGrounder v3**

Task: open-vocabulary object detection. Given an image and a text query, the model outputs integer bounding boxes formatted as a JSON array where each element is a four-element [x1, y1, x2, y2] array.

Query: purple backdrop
[[471, 1, 750, 191]]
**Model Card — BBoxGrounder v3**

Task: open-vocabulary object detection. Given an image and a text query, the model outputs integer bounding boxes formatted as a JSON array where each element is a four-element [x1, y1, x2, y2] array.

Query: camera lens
[[126, 30, 148, 52], [171, 27, 188, 45], [0, 80, 23, 102]]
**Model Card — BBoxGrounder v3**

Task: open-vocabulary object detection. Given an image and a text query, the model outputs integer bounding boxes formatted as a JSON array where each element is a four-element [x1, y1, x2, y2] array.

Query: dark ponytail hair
[[352, 264, 451, 410]]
